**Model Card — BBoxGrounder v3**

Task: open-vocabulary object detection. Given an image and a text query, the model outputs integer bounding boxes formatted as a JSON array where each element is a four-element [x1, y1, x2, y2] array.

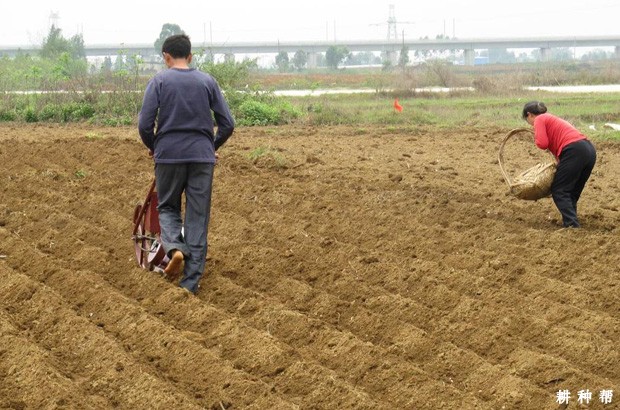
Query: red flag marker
[[394, 98, 403, 112]]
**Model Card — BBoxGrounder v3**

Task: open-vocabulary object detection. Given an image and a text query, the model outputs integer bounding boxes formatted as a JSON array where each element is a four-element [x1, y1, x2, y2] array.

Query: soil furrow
[[1, 124, 618, 409], [0, 262, 204, 409]]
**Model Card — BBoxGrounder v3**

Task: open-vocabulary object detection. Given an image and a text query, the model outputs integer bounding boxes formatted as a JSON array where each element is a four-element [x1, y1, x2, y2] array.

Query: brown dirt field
[[0, 123, 618, 409]]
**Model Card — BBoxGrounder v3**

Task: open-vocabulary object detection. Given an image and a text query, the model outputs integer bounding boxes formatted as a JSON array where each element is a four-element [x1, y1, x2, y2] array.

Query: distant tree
[[40, 25, 71, 59], [426, 59, 454, 87], [398, 45, 410, 67], [275, 51, 289, 72], [516, 52, 532, 63], [101, 56, 113, 73], [193, 48, 215, 65], [345, 52, 378, 66], [581, 50, 610, 61], [344, 53, 356, 65], [380, 50, 396, 68], [69, 34, 85, 59], [39, 25, 87, 79], [357, 51, 379, 65], [126, 54, 143, 73], [51, 52, 72, 79], [154, 23, 184, 53], [292, 50, 307, 71], [114, 53, 126, 72], [200, 59, 258, 90], [552, 48, 573, 61], [325, 45, 350, 70], [50, 51, 87, 80], [382, 59, 393, 72], [489, 48, 516, 64]]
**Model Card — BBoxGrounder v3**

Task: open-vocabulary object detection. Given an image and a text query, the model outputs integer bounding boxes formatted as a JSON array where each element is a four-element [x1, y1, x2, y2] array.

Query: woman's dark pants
[[551, 140, 596, 228]]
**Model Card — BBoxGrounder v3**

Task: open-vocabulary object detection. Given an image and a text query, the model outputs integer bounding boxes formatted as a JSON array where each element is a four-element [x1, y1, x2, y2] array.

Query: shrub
[[235, 97, 303, 126], [274, 100, 302, 124], [0, 110, 17, 122], [237, 100, 279, 126], [23, 107, 39, 123], [40, 105, 62, 121], [306, 102, 349, 125], [72, 103, 95, 119], [61, 102, 95, 121], [472, 76, 497, 94], [200, 59, 257, 90]]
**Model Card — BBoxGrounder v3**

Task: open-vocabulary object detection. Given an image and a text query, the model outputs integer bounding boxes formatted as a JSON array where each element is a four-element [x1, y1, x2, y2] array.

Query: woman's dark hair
[[162, 34, 191, 58], [522, 101, 547, 119]]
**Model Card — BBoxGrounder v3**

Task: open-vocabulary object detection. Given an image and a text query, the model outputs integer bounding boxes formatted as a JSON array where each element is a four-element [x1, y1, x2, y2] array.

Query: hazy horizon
[[2, 0, 620, 47]]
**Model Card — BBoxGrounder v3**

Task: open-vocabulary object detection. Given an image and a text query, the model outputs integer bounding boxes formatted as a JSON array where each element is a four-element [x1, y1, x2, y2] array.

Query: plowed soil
[[0, 123, 618, 409]]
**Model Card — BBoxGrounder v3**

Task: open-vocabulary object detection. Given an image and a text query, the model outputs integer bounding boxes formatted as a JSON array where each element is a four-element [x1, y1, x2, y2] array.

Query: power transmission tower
[[370, 4, 414, 42], [49, 11, 60, 29], [387, 5, 398, 41]]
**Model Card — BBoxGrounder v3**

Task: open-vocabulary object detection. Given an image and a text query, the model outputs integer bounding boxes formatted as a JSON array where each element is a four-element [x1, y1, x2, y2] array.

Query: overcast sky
[[2, 0, 620, 46]]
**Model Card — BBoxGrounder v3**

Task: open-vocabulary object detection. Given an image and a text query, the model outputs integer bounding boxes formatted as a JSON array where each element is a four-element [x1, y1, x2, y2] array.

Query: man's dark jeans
[[155, 162, 214, 293]]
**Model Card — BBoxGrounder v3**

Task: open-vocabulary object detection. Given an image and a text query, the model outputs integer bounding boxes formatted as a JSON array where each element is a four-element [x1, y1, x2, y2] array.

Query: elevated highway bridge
[[2, 36, 619, 66]]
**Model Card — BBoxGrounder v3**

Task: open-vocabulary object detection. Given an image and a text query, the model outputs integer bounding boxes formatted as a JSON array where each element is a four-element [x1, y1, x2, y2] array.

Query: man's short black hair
[[162, 34, 191, 58]]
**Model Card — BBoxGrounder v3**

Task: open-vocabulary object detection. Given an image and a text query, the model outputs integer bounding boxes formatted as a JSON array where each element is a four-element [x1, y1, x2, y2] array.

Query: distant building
[[474, 56, 489, 65]]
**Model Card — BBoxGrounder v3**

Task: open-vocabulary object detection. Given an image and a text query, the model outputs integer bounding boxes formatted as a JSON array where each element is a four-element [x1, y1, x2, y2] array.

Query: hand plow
[[132, 179, 169, 272]]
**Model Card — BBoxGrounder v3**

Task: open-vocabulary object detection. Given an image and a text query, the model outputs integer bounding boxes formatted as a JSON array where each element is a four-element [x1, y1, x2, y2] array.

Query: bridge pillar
[[390, 50, 399, 65], [307, 52, 320, 69], [224, 53, 235, 63], [540, 47, 551, 62], [383, 50, 398, 66], [463, 49, 475, 66], [615, 46, 620, 59]]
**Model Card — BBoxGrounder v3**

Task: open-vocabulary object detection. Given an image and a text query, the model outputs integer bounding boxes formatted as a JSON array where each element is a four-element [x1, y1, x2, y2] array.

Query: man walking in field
[[138, 34, 235, 293]]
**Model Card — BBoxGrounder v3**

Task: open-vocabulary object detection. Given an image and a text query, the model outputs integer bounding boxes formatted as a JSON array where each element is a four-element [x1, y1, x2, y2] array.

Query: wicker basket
[[498, 128, 557, 201]]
